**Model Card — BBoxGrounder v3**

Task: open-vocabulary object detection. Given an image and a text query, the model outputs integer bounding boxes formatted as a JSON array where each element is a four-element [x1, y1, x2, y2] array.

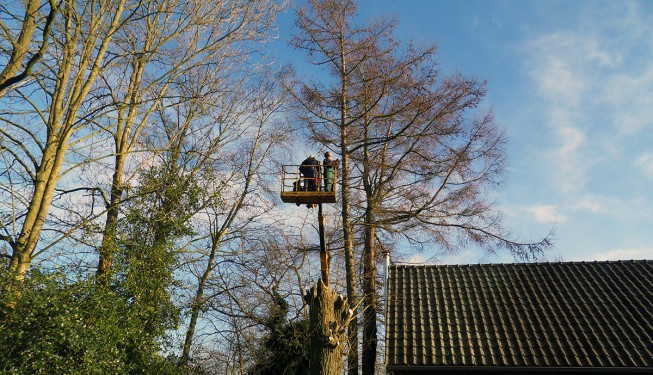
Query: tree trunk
[[339, 29, 359, 375], [305, 279, 352, 375], [361, 108, 378, 375], [96, 156, 124, 286], [9, 135, 70, 281], [180, 228, 224, 365]]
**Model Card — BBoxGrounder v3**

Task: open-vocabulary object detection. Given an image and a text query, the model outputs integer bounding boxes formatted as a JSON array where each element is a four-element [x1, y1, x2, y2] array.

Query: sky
[[272, 0, 653, 264]]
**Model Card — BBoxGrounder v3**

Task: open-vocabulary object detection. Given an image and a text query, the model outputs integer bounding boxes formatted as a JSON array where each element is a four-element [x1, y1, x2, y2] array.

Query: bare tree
[[288, 1, 381, 372], [0, 0, 57, 96], [351, 39, 554, 373], [289, 1, 553, 374], [178, 66, 290, 366], [1, 0, 132, 284], [94, 0, 283, 286], [183, 220, 317, 374]]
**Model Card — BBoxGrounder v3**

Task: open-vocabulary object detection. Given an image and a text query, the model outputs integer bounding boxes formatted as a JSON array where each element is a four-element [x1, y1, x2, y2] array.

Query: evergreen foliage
[[0, 269, 180, 374], [247, 290, 310, 375], [112, 164, 199, 340]]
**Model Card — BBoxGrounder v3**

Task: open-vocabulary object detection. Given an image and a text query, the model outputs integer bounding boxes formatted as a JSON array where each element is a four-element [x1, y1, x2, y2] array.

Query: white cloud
[[492, 2, 653, 265], [521, 32, 601, 194], [504, 196, 608, 228], [547, 124, 587, 193], [604, 65, 653, 134], [635, 153, 653, 180], [519, 3, 653, 198], [526, 205, 564, 223], [436, 249, 480, 265], [525, 35, 593, 108], [508, 198, 604, 226], [572, 198, 605, 213], [591, 247, 653, 261], [406, 253, 428, 264], [556, 125, 585, 157]]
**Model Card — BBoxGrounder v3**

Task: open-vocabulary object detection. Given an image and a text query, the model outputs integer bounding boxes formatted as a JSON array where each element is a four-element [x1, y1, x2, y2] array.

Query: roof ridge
[[390, 259, 651, 268]]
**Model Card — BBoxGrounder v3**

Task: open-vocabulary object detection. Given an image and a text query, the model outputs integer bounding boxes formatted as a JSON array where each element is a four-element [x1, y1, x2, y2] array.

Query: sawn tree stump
[[304, 279, 352, 375]]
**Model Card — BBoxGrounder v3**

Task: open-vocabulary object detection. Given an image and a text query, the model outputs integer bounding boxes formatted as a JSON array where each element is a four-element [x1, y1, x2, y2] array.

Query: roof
[[385, 260, 653, 372]]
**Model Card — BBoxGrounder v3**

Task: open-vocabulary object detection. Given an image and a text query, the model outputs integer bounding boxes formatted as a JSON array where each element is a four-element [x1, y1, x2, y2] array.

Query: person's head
[[309, 154, 315, 159], [325, 152, 331, 158]]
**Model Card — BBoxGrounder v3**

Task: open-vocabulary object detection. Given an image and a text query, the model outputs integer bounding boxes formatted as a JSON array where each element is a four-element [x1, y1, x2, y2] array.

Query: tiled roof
[[385, 260, 653, 370]]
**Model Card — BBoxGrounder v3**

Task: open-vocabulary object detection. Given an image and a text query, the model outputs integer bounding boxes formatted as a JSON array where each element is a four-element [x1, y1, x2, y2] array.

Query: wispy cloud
[[519, 2, 653, 198], [571, 197, 605, 213], [635, 153, 653, 180], [590, 247, 653, 261], [526, 33, 594, 105], [525, 204, 564, 223], [507, 196, 605, 227], [604, 64, 653, 134], [521, 32, 598, 193]]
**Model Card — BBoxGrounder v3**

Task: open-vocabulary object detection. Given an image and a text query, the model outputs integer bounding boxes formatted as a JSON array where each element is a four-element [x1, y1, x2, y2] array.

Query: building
[[385, 260, 653, 374]]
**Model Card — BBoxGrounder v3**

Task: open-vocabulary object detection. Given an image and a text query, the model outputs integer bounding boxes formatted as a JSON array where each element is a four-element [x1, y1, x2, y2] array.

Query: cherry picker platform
[[280, 164, 337, 205], [280, 163, 337, 285]]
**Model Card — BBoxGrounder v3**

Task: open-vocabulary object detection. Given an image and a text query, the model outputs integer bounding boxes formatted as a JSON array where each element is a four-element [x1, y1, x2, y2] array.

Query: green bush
[[0, 270, 180, 375]]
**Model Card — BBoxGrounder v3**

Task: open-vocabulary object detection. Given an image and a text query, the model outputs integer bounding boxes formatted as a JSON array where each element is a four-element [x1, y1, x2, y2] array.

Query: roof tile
[[386, 260, 653, 370]]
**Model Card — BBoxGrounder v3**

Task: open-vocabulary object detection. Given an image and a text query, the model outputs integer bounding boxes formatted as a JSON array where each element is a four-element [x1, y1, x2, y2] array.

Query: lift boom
[[280, 164, 336, 285]]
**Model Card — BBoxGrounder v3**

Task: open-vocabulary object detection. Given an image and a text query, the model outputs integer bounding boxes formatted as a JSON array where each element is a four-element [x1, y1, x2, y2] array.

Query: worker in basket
[[299, 154, 319, 191], [323, 152, 337, 192], [299, 154, 319, 208]]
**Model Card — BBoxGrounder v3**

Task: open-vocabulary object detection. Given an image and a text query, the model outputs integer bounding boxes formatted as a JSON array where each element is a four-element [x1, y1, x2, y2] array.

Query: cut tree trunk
[[305, 279, 352, 375]]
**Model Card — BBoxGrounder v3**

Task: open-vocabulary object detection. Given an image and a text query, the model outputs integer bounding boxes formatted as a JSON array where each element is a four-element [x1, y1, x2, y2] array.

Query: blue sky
[[274, 0, 653, 263]]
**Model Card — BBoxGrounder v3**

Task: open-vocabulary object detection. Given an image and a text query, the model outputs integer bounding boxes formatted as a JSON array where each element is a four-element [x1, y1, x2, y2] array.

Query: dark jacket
[[300, 157, 319, 177]]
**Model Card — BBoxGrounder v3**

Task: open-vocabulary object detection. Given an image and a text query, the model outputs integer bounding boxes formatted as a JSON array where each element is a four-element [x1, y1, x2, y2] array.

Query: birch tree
[[0, 0, 285, 280]]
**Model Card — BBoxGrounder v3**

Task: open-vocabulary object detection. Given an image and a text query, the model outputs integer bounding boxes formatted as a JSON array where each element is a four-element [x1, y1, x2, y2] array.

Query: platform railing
[[282, 165, 320, 193], [280, 164, 338, 204]]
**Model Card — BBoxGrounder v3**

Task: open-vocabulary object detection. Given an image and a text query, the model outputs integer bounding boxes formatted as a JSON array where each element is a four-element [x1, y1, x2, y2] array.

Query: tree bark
[[305, 279, 352, 375], [96, 157, 124, 286], [338, 20, 360, 375], [0, 0, 56, 95], [180, 229, 224, 364]]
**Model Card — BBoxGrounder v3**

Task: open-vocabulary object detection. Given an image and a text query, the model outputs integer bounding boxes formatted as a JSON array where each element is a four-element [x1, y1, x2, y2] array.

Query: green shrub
[[0, 269, 180, 375]]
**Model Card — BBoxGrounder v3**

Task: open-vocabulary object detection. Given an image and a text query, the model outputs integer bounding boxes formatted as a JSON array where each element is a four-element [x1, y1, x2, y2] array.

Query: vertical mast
[[318, 203, 329, 285]]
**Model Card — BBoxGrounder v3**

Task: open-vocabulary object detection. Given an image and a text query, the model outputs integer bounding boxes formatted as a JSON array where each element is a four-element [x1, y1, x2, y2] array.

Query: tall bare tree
[[289, 1, 553, 374], [289, 1, 381, 372], [1, 0, 131, 284], [94, 0, 283, 286], [0, 0, 57, 96], [178, 66, 290, 366], [351, 41, 554, 373]]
